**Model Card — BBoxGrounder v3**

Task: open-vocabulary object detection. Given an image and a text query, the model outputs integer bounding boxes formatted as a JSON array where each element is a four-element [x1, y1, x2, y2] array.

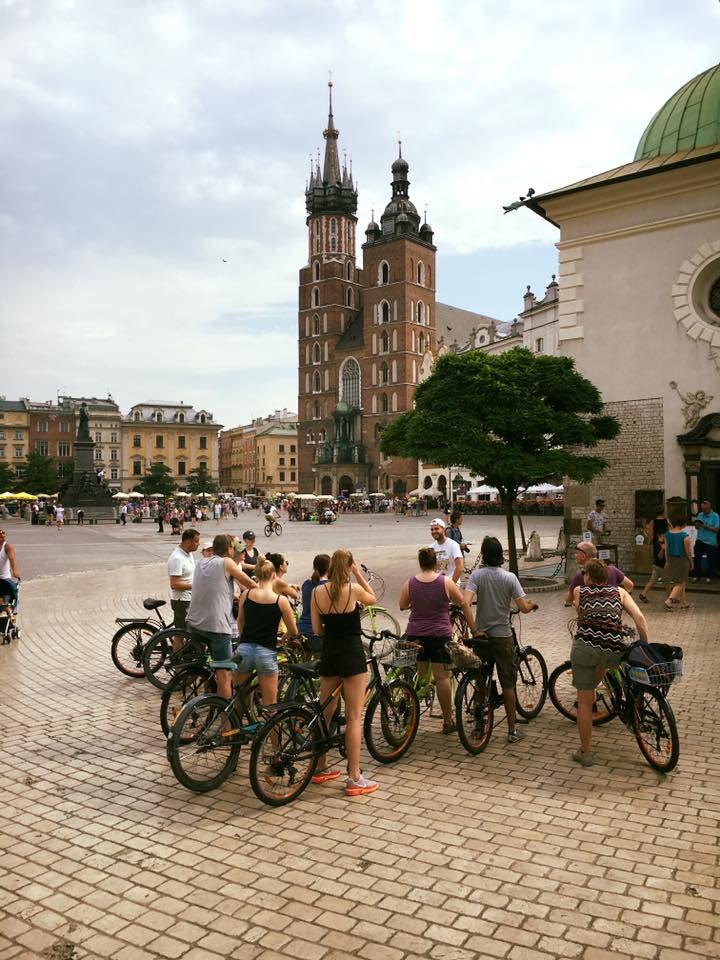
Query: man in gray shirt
[[463, 536, 538, 744]]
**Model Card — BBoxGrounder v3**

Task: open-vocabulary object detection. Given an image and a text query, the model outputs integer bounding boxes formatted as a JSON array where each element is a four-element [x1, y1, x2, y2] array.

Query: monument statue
[[77, 402, 91, 442], [62, 401, 115, 518]]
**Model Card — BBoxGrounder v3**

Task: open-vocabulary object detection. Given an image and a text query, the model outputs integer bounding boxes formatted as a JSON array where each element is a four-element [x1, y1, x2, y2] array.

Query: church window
[[312, 343, 321, 364], [324, 370, 330, 391], [315, 237, 320, 253], [330, 218, 337, 235], [417, 301, 424, 324], [710, 278, 720, 320], [392, 392, 398, 412], [371, 363, 377, 385], [312, 370, 321, 393], [305, 344, 310, 365], [381, 331, 389, 353], [419, 332, 425, 353], [347, 288, 353, 307], [371, 395, 377, 414], [379, 261, 389, 285], [313, 261, 320, 281], [417, 261, 425, 285], [312, 287, 320, 307], [312, 314, 320, 336], [314, 401, 320, 419], [324, 341, 329, 361], [381, 301, 390, 324], [330, 237, 336, 252], [347, 261, 353, 280], [381, 362, 389, 385], [340, 358, 361, 408], [381, 393, 389, 414], [391, 359, 397, 382], [392, 329, 397, 351]]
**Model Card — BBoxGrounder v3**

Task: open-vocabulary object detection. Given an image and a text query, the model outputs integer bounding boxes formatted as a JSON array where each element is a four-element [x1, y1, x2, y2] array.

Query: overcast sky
[[2, 0, 718, 428]]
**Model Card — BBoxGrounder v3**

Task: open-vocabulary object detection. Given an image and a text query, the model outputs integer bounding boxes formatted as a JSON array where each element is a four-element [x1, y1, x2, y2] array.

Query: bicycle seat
[[284, 660, 321, 679], [143, 598, 166, 611], [210, 659, 239, 671]]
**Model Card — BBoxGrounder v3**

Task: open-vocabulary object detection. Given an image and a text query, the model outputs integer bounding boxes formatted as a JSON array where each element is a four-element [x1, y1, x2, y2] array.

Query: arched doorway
[[321, 475, 333, 495], [339, 475, 354, 496]]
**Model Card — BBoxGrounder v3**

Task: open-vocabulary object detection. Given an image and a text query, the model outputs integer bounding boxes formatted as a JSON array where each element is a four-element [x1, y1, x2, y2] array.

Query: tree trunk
[[502, 493, 519, 575], [517, 510, 527, 552]]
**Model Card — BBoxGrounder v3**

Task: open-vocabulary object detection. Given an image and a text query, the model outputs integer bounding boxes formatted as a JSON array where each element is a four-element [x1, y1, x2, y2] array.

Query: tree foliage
[[134, 462, 176, 497], [21, 452, 59, 494], [185, 464, 219, 498], [380, 349, 620, 572], [0, 462, 17, 491]]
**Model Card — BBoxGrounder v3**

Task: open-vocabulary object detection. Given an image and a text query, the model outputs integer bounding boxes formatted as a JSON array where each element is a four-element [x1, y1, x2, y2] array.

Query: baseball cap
[[430, 517, 446, 528], [243, 530, 256, 539], [201, 540, 213, 551]]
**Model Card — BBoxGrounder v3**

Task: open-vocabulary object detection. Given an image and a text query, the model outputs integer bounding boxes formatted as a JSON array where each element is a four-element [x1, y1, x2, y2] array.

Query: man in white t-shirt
[[54, 504, 65, 531], [266, 503, 281, 532], [429, 518, 464, 582], [167, 528, 200, 630]]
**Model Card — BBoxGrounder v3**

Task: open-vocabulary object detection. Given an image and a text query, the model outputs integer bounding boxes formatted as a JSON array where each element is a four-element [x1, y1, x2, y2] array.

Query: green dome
[[634, 63, 720, 161]]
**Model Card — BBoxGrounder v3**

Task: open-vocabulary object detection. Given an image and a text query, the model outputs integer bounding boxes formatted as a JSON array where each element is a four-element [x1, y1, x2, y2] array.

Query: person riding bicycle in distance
[[265, 502, 281, 532], [570, 558, 649, 767], [462, 536, 538, 744]]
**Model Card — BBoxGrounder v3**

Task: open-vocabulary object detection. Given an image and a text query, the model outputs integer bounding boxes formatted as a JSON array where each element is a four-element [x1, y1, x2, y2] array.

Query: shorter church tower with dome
[[523, 62, 720, 567]]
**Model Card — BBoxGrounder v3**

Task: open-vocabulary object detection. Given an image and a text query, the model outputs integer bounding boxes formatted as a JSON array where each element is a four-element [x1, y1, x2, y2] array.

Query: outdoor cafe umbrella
[[14, 492, 38, 500], [112, 492, 129, 499], [0, 492, 17, 500], [128, 492, 144, 498]]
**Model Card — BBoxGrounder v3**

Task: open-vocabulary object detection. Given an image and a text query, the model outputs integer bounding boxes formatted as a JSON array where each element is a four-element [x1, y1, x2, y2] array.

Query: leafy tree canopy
[[0, 462, 17, 491], [186, 464, 219, 498], [134, 462, 176, 498], [380, 349, 620, 572], [21, 452, 59, 495]]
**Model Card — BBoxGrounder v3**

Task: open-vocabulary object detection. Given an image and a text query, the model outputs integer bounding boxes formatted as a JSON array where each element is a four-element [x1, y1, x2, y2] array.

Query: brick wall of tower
[[359, 237, 436, 494]]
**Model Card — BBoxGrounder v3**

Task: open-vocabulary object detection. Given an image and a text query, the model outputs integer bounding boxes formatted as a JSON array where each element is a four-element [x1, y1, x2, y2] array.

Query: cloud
[[1, 0, 718, 426]]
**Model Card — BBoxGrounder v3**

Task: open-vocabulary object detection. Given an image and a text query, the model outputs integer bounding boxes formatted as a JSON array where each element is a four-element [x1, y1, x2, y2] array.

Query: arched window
[[381, 301, 389, 324], [200, 414, 206, 424], [133, 411, 140, 422], [312, 370, 321, 394], [417, 261, 425, 285], [381, 362, 389, 385], [340, 358, 361, 407], [391, 392, 398, 412], [312, 314, 320, 336], [312, 343, 321, 364], [347, 261, 353, 280], [177, 412, 185, 423], [416, 301, 424, 324], [330, 237, 336, 252], [313, 261, 320, 281], [312, 287, 319, 307], [155, 411, 163, 422], [381, 331, 389, 353], [314, 401, 320, 419], [330, 218, 337, 235], [379, 261, 389, 285], [315, 237, 320, 253], [381, 393, 389, 414], [347, 288, 353, 307], [419, 332, 425, 353]]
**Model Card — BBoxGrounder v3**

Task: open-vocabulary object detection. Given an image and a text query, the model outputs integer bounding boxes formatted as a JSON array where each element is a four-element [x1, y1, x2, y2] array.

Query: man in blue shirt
[[691, 500, 719, 583]]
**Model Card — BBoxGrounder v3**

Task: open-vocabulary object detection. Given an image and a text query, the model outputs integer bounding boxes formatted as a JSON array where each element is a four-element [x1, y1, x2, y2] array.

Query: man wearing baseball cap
[[429, 517, 464, 583]]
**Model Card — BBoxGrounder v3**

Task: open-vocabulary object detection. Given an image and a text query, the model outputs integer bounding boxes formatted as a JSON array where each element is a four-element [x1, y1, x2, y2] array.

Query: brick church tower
[[298, 85, 436, 497]]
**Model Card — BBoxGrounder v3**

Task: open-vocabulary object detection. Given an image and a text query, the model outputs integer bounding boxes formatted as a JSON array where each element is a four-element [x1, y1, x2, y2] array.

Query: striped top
[[576, 584, 628, 653]]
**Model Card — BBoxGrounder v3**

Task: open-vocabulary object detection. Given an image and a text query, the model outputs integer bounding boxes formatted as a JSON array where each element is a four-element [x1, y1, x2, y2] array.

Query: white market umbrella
[[468, 485, 498, 495], [128, 492, 144, 498], [112, 492, 129, 499]]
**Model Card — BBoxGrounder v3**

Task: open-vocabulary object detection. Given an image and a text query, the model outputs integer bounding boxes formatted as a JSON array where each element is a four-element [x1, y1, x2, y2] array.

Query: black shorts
[[319, 635, 367, 678], [171, 599, 190, 629], [407, 634, 451, 665]]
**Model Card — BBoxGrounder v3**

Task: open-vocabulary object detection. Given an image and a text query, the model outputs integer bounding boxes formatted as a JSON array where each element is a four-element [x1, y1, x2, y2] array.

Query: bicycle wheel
[[359, 606, 401, 637], [166, 695, 242, 792], [142, 628, 203, 691], [111, 622, 157, 678], [248, 706, 319, 806], [455, 672, 493, 754], [364, 680, 419, 763], [274, 522, 283, 536], [160, 664, 215, 738], [548, 661, 616, 726], [515, 647, 548, 719], [632, 686, 679, 773], [264, 523, 273, 537]]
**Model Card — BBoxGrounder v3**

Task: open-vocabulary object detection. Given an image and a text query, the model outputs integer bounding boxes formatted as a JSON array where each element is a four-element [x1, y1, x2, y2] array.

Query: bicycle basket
[[625, 659, 683, 691], [445, 637, 491, 671], [378, 636, 418, 669]]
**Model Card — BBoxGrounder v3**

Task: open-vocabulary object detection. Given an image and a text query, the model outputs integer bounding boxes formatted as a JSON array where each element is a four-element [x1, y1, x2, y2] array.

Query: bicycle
[[451, 609, 547, 755], [548, 642, 682, 773], [141, 627, 206, 690], [358, 564, 400, 636], [264, 519, 283, 537], [247, 629, 420, 806], [110, 598, 172, 678]]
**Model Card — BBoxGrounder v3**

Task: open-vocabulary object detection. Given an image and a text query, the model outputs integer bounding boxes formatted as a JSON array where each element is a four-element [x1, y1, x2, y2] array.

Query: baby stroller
[[0, 579, 19, 644]]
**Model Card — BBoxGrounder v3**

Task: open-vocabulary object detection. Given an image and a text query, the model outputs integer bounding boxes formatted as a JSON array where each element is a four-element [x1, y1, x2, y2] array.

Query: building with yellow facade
[[121, 402, 222, 492], [0, 400, 30, 480]]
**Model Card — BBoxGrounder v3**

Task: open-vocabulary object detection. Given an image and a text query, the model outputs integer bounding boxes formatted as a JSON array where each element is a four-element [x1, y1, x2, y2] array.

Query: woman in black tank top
[[235, 557, 298, 707], [311, 549, 380, 797]]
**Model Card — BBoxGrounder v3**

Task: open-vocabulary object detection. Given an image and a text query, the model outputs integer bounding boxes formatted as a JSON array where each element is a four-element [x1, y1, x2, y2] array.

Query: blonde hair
[[254, 556, 275, 582], [327, 549, 353, 603]]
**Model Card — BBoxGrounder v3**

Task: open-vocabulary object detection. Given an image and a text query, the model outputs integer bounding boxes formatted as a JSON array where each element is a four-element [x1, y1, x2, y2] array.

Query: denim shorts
[[189, 627, 233, 661], [233, 642, 278, 676]]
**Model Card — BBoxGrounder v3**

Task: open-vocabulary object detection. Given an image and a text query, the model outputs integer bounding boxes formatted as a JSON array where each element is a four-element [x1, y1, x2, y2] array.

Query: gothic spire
[[322, 80, 341, 185], [305, 80, 358, 218]]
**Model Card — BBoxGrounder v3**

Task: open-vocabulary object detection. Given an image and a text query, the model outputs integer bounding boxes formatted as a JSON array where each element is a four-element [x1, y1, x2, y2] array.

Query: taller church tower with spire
[[298, 85, 437, 497]]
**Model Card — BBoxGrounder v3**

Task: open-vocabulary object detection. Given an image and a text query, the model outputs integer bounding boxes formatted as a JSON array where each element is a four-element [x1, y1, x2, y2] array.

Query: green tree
[[186, 464, 219, 500], [134, 462, 176, 498], [0, 462, 17, 491], [21, 451, 59, 495], [380, 349, 620, 574]]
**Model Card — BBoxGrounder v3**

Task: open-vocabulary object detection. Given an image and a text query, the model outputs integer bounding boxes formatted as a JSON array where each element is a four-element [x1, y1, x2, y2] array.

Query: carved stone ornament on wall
[[672, 242, 720, 371], [669, 380, 714, 429]]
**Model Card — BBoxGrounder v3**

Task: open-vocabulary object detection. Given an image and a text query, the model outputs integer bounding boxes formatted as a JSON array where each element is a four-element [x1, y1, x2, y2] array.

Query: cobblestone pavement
[[1, 526, 719, 960]]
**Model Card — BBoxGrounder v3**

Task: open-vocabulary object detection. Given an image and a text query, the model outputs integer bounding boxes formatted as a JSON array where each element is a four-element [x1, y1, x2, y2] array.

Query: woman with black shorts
[[399, 547, 475, 733], [311, 549, 378, 796]]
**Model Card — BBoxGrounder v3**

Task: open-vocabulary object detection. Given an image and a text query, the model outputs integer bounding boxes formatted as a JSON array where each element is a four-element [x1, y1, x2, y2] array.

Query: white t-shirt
[[55, 507, 65, 521], [167, 546, 196, 601], [268, 506, 280, 520], [429, 537, 463, 577]]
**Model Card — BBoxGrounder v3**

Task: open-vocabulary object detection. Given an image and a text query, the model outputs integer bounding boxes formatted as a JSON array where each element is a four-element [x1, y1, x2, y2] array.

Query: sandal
[[663, 601, 674, 612]]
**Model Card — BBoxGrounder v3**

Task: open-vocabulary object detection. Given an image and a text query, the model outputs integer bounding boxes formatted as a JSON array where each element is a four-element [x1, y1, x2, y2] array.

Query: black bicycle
[[141, 627, 205, 691], [548, 642, 682, 773], [247, 630, 420, 806], [451, 609, 546, 755], [110, 598, 172, 678]]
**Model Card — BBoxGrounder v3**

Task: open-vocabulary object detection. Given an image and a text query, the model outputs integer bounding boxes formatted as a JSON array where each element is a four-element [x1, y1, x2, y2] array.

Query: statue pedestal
[[62, 439, 116, 519]]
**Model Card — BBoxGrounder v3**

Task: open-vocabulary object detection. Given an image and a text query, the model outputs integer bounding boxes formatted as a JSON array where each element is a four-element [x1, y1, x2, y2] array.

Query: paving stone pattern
[[1, 547, 719, 959]]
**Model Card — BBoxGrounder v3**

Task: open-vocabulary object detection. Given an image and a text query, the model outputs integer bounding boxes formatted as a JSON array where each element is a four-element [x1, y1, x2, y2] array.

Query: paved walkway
[[0, 531, 719, 960]]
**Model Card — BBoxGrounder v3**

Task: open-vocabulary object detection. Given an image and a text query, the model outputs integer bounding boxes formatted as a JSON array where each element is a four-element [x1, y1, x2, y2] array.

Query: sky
[[2, 0, 719, 428]]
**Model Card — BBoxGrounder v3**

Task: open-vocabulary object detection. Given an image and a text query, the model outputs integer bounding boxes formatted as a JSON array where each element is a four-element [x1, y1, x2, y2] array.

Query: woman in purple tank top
[[399, 548, 475, 734]]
